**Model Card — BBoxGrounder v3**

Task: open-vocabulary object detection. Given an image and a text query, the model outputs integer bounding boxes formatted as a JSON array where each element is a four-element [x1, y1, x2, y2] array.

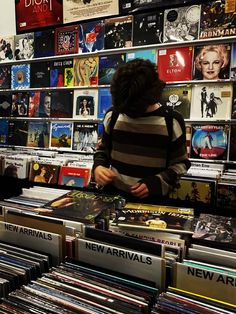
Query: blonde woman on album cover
[[194, 44, 230, 80]]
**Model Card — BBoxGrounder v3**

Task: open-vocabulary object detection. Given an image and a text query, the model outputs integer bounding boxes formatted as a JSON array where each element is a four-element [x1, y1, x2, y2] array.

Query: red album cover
[[55, 25, 79, 55], [58, 166, 91, 188], [157, 46, 193, 82], [15, 0, 63, 33]]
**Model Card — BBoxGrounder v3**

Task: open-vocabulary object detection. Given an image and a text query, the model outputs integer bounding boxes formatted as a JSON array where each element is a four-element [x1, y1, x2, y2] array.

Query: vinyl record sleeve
[[58, 166, 91, 188], [79, 20, 105, 54], [133, 11, 163, 46], [190, 82, 232, 120], [50, 90, 73, 118], [34, 29, 55, 58], [11, 92, 29, 117], [63, 0, 119, 24], [30, 61, 50, 88], [0, 94, 11, 117], [199, 1, 236, 39], [29, 162, 60, 185], [0, 35, 14, 62], [11, 64, 30, 90], [98, 54, 125, 85], [55, 25, 79, 55], [14, 33, 34, 60], [8, 120, 28, 147], [73, 56, 98, 86], [190, 124, 229, 160], [104, 15, 133, 49], [73, 88, 98, 120], [0, 120, 8, 145], [160, 84, 191, 119], [98, 88, 112, 119], [72, 122, 98, 153], [157, 46, 193, 82], [126, 49, 157, 63], [50, 122, 73, 150], [0, 65, 11, 89], [27, 121, 49, 148], [163, 5, 200, 42], [15, 0, 63, 32], [50, 58, 74, 87]]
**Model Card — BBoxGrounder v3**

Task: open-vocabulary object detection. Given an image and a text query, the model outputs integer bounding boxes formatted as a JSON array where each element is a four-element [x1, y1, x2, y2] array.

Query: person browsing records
[[93, 59, 190, 202]]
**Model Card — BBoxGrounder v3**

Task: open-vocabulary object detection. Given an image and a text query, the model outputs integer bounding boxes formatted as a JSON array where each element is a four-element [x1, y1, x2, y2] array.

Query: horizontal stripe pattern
[[93, 106, 191, 196]]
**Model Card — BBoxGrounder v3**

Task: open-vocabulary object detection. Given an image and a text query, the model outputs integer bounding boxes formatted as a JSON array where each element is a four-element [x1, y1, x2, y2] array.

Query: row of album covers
[[12, 1, 236, 53], [0, 185, 236, 309], [2, 118, 236, 161], [3, 42, 236, 88], [0, 146, 236, 210], [2, 82, 236, 120]]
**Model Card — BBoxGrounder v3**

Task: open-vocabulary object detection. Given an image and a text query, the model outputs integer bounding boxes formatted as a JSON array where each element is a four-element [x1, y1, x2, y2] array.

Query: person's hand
[[130, 182, 149, 199], [94, 166, 116, 186]]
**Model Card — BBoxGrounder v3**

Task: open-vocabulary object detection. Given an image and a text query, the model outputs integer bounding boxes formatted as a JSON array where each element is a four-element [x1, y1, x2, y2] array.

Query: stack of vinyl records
[[0, 259, 158, 313]]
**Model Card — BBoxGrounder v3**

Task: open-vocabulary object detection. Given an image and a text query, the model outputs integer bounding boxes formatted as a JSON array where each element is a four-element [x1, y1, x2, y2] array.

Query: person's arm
[[139, 112, 191, 197], [93, 109, 116, 186]]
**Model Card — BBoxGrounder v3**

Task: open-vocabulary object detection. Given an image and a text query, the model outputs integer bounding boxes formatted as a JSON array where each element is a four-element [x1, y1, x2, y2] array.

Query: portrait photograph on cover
[[193, 44, 231, 80], [73, 89, 98, 120]]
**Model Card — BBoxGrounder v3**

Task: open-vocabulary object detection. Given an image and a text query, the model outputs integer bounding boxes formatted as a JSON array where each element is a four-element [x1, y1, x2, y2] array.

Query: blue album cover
[[50, 59, 74, 87], [98, 88, 112, 119], [99, 54, 125, 85], [50, 122, 73, 149], [27, 121, 49, 148], [79, 20, 105, 53], [190, 124, 229, 160], [11, 64, 30, 89], [0, 120, 8, 145], [34, 29, 55, 58], [0, 65, 11, 89], [126, 49, 157, 63]]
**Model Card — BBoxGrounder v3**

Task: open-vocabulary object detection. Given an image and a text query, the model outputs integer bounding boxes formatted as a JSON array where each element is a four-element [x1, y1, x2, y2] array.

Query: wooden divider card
[[173, 261, 236, 304], [75, 238, 166, 291]]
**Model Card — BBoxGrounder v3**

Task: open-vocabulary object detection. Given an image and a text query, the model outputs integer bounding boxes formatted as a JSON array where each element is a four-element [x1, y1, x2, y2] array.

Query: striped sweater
[[93, 106, 191, 197]]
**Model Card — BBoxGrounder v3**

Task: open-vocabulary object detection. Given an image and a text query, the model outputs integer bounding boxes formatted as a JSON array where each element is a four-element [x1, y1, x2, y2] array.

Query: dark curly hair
[[110, 58, 166, 118]]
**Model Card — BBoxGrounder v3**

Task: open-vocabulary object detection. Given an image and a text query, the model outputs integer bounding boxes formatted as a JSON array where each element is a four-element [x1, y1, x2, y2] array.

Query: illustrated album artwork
[[50, 122, 73, 150], [50, 59, 74, 87], [14, 33, 34, 60], [190, 83, 233, 120], [55, 25, 79, 55], [163, 5, 201, 42], [160, 84, 191, 119], [79, 20, 105, 53], [73, 57, 98, 86], [190, 124, 229, 160], [0, 35, 14, 62], [11, 64, 30, 89], [99, 54, 125, 85], [73, 122, 98, 153]]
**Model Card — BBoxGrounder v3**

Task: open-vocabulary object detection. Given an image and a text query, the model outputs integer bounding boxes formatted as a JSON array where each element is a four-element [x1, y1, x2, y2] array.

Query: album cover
[[50, 122, 73, 150], [0, 120, 8, 145], [8, 120, 28, 146], [38, 91, 52, 117], [14, 33, 34, 60], [15, 0, 63, 32], [104, 15, 133, 49], [73, 89, 98, 120], [157, 46, 193, 82], [34, 29, 55, 58], [190, 83, 233, 120], [169, 177, 215, 206], [0, 65, 11, 89], [133, 10, 163, 46], [185, 124, 192, 157], [3, 156, 29, 179], [160, 84, 191, 119], [199, 1, 236, 39], [11, 64, 30, 89], [98, 88, 112, 119], [79, 20, 105, 53], [50, 90, 73, 118], [0, 93, 12, 117], [190, 124, 229, 160], [217, 182, 236, 210], [193, 213, 236, 244], [27, 121, 49, 148], [99, 54, 125, 85], [229, 125, 236, 161], [193, 44, 231, 80], [73, 56, 98, 86], [72, 122, 98, 153], [28, 91, 40, 117], [42, 189, 115, 224], [230, 42, 236, 79], [11, 92, 29, 117], [120, 0, 165, 13], [0, 35, 14, 62], [63, 0, 118, 24], [55, 25, 79, 55], [58, 166, 91, 188], [50, 58, 74, 87], [29, 161, 60, 185], [163, 5, 200, 42], [30, 61, 50, 88], [126, 49, 157, 63]]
